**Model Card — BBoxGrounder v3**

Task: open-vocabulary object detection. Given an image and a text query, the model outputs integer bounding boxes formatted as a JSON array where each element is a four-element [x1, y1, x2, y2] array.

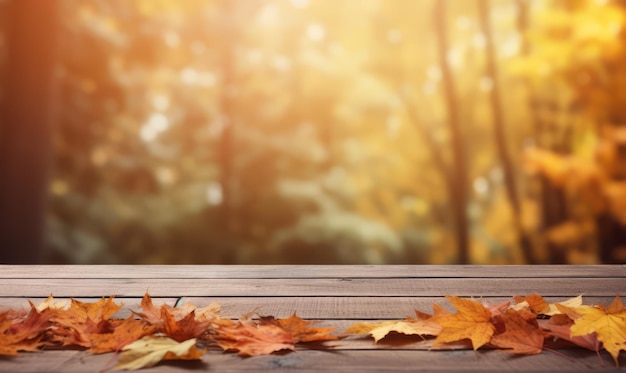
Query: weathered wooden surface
[[0, 265, 624, 372]]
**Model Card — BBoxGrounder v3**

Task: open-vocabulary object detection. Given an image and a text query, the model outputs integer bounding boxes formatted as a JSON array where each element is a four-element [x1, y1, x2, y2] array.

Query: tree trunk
[[0, 0, 58, 263], [478, 0, 536, 263], [515, 0, 569, 263], [217, 0, 237, 233], [434, 0, 470, 264]]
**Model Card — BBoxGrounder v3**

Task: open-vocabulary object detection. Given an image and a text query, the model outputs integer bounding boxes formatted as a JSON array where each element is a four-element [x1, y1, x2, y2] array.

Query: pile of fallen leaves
[[0, 293, 337, 370], [347, 294, 626, 366], [1, 293, 625, 370]]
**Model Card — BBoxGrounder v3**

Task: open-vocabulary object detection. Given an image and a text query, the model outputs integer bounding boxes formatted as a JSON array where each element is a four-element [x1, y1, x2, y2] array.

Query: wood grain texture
[[1, 264, 624, 279], [0, 296, 618, 319], [0, 277, 623, 297], [0, 265, 624, 372], [0, 349, 622, 372]]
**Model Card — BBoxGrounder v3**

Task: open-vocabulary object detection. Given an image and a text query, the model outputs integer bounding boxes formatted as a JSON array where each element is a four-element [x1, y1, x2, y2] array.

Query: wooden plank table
[[0, 265, 625, 372]]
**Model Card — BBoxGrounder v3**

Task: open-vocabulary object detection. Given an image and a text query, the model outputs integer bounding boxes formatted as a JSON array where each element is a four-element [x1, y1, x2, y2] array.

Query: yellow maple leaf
[[569, 296, 626, 365], [345, 319, 441, 342], [114, 337, 205, 371], [433, 296, 495, 350]]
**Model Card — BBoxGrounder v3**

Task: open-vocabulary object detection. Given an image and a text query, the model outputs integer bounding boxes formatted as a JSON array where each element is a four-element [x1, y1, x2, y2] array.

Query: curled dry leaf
[[345, 318, 441, 343]]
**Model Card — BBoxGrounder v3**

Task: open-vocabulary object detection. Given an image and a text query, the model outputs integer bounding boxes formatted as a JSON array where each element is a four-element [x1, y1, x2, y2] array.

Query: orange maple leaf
[[86, 316, 155, 354], [490, 308, 544, 355], [47, 296, 123, 348], [161, 309, 211, 342], [135, 293, 220, 326], [65, 297, 122, 323], [214, 320, 294, 356], [513, 293, 549, 314], [0, 305, 51, 355], [260, 313, 338, 343], [433, 296, 495, 350]]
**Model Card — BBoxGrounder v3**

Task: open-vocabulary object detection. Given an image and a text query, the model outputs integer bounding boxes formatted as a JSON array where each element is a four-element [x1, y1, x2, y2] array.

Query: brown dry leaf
[[161, 309, 211, 342], [48, 296, 124, 348], [168, 301, 221, 322], [87, 316, 155, 354], [0, 305, 51, 355], [433, 296, 495, 350], [487, 301, 511, 317], [66, 297, 122, 323], [490, 308, 544, 355], [114, 337, 205, 371], [261, 313, 338, 343], [568, 296, 626, 365], [541, 314, 601, 353], [214, 320, 294, 356], [133, 293, 163, 326], [134, 293, 221, 327]]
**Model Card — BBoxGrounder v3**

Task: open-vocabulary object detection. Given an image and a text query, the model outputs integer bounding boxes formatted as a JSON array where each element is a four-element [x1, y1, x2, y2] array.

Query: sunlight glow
[[140, 113, 170, 142], [426, 65, 441, 81], [152, 94, 170, 111], [473, 177, 489, 196], [180, 67, 216, 86], [446, 47, 463, 69], [387, 29, 403, 44], [479, 76, 493, 92], [306, 23, 326, 42], [206, 182, 223, 205], [163, 31, 180, 48], [290, 0, 309, 8], [500, 34, 521, 58], [472, 33, 486, 49]]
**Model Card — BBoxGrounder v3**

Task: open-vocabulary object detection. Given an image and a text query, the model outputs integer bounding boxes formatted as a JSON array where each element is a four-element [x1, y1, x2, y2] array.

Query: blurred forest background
[[1, 0, 626, 264]]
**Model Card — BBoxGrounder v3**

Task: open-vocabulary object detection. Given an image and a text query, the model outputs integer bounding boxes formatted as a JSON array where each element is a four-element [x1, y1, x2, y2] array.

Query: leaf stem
[[99, 349, 120, 373], [543, 347, 576, 363]]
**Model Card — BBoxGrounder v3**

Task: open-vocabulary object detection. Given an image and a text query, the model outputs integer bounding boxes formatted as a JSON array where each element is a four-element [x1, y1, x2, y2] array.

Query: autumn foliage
[[345, 294, 626, 366], [0, 293, 338, 370], [1, 293, 625, 370]]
